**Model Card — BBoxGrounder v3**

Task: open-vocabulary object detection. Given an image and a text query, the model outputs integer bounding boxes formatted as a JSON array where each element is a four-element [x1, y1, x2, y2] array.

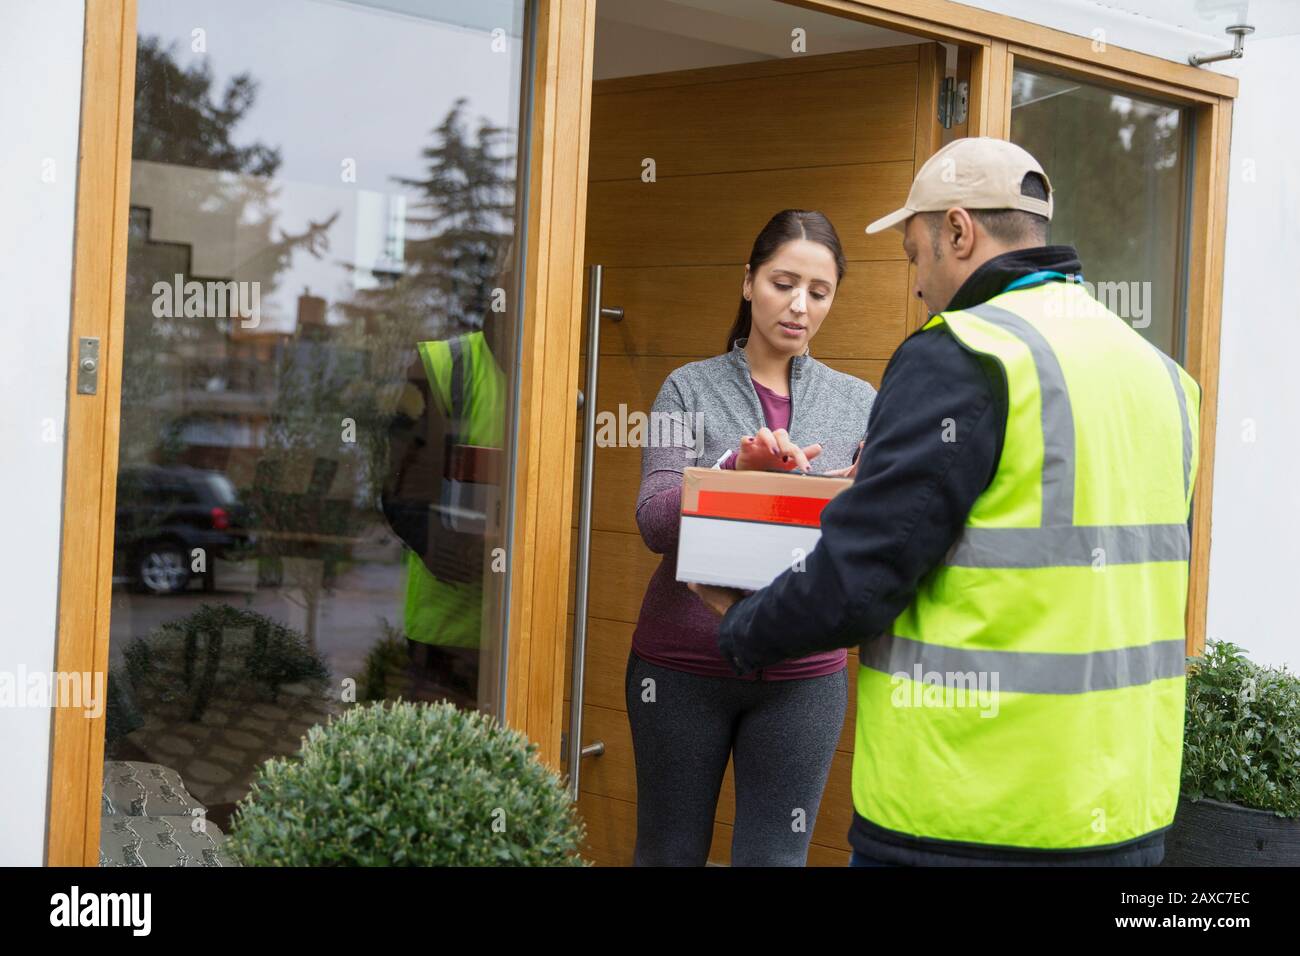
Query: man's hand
[[824, 439, 865, 478], [687, 581, 747, 617]]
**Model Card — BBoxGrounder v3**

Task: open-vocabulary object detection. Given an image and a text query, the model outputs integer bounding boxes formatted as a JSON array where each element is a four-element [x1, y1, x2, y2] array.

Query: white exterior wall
[[1201, 34, 1298, 672], [0, 0, 88, 865]]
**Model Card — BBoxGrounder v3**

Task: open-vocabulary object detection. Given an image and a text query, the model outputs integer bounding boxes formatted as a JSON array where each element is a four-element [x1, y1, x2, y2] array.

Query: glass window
[[1010, 67, 1191, 359], [101, 0, 532, 864]]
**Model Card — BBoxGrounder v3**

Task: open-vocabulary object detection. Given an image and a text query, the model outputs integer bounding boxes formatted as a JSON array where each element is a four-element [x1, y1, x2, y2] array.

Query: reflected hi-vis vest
[[855, 279, 1200, 851], [403, 331, 506, 648]]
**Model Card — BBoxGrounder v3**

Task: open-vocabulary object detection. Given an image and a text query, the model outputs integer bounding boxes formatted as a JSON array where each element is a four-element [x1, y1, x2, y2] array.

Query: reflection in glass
[[101, 0, 530, 865], [1010, 67, 1190, 358]]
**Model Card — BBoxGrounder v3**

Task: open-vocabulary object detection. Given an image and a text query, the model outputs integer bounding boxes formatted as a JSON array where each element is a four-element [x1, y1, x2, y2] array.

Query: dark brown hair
[[726, 209, 847, 352]]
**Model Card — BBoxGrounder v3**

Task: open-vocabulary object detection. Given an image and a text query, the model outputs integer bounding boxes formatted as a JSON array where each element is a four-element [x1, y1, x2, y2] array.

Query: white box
[[675, 467, 851, 591]]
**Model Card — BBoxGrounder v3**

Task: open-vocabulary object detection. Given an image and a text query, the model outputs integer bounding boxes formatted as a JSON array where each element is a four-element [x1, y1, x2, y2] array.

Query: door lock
[[76, 337, 100, 395]]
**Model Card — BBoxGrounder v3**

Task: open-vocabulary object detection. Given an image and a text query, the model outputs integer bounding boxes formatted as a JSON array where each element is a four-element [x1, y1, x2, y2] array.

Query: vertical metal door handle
[[568, 265, 619, 799]]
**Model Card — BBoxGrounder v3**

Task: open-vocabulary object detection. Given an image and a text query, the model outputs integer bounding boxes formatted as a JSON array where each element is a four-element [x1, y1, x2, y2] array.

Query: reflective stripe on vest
[[945, 523, 1189, 568], [938, 302, 1194, 569], [861, 633, 1187, 695], [852, 280, 1200, 852], [968, 303, 1077, 525]]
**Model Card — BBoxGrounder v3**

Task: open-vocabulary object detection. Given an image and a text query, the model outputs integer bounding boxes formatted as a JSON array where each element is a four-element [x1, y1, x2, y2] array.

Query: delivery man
[[689, 137, 1200, 866], [381, 329, 506, 701]]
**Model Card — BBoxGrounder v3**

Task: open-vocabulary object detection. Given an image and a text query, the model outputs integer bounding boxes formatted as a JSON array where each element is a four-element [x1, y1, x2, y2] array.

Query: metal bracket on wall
[[76, 337, 100, 395], [938, 76, 968, 130], [1189, 24, 1253, 68]]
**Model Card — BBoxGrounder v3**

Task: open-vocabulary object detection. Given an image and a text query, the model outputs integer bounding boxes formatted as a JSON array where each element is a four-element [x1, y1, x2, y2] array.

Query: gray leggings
[[624, 650, 847, 866]]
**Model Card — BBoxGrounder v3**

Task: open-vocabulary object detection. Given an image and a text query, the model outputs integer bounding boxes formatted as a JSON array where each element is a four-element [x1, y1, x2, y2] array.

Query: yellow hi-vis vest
[[854, 279, 1200, 851], [403, 331, 506, 648]]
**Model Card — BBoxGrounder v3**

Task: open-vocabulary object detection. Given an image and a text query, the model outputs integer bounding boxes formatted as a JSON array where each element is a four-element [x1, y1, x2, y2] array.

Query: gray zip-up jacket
[[631, 337, 878, 679]]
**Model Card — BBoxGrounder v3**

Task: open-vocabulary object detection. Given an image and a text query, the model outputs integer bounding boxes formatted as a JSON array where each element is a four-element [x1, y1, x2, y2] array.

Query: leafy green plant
[[116, 603, 330, 721], [1182, 640, 1300, 817], [226, 699, 587, 866], [361, 618, 411, 702], [123, 634, 155, 689], [230, 607, 331, 702]]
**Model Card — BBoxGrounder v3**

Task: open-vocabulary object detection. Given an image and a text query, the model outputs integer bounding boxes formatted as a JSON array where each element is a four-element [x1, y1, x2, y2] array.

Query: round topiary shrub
[[225, 699, 588, 866]]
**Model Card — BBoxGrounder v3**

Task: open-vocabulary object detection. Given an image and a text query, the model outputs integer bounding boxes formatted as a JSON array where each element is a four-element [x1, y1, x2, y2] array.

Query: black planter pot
[[1161, 796, 1300, 866]]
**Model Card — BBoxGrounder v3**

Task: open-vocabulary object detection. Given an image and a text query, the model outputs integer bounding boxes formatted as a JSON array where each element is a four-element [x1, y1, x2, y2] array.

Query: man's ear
[[947, 207, 977, 260]]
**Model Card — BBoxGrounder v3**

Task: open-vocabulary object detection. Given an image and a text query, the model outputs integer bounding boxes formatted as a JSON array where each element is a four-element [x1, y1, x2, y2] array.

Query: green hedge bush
[[110, 603, 329, 727], [226, 699, 587, 866], [1183, 640, 1300, 816]]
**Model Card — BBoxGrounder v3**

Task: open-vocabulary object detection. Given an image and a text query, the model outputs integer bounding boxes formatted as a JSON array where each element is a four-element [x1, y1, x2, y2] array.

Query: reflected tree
[[340, 96, 519, 515], [123, 36, 339, 641], [124, 36, 336, 465]]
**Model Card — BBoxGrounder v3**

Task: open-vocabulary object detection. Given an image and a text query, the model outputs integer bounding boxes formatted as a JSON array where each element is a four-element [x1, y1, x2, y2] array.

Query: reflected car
[[113, 465, 254, 595]]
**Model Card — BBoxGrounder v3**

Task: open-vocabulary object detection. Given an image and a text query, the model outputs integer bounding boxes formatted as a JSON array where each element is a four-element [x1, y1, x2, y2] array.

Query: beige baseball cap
[[865, 137, 1053, 234]]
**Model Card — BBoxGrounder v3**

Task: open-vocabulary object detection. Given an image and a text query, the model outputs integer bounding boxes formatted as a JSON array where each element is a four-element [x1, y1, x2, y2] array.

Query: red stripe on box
[[684, 489, 831, 528]]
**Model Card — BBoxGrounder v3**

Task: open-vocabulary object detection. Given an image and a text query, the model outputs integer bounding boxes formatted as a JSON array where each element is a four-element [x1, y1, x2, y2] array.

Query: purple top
[[630, 377, 848, 680], [718, 379, 787, 469]]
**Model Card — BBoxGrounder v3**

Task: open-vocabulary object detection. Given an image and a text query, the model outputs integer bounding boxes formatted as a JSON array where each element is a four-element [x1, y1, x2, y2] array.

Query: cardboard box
[[676, 466, 851, 591], [438, 444, 503, 535]]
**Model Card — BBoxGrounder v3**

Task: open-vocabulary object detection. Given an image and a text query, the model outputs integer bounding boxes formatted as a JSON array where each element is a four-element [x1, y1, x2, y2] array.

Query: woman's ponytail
[[726, 298, 752, 353]]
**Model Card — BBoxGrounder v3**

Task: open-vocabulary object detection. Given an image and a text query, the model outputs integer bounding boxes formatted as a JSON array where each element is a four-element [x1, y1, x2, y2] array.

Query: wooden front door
[[565, 42, 943, 865]]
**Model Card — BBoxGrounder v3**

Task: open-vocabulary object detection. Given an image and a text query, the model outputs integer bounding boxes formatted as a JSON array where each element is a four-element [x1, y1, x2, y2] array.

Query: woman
[[627, 209, 877, 866]]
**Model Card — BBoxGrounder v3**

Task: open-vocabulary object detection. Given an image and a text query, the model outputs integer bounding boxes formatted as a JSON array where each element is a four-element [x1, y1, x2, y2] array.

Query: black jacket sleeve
[[716, 326, 1006, 673], [380, 353, 450, 568]]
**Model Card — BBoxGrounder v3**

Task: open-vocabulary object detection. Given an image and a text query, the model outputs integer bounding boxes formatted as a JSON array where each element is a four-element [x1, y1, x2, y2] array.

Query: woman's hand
[[735, 427, 822, 473], [824, 440, 865, 478], [687, 581, 747, 616]]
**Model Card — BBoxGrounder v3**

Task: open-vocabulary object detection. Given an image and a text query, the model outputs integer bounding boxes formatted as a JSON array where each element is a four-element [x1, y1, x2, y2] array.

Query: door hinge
[[937, 77, 968, 130], [76, 337, 100, 395]]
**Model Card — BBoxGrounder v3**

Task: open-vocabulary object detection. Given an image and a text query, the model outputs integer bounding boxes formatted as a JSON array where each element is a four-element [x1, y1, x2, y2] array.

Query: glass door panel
[[1010, 67, 1191, 360], [100, 0, 532, 864]]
